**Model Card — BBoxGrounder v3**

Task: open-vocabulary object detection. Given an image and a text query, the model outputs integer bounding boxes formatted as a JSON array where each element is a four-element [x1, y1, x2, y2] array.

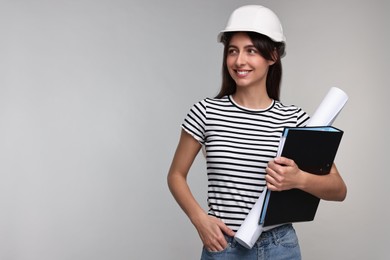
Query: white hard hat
[[217, 5, 286, 43]]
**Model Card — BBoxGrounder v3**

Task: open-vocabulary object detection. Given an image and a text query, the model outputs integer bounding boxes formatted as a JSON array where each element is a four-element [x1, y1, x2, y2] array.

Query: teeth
[[237, 70, 249, 75]]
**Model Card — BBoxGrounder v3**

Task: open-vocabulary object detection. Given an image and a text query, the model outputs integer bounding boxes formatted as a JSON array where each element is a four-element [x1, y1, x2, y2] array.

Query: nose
[[235, 52, 246, 67]]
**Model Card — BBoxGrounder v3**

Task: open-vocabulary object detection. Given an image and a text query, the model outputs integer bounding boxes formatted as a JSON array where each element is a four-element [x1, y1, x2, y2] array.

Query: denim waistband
[[226, 224, 294, 248]]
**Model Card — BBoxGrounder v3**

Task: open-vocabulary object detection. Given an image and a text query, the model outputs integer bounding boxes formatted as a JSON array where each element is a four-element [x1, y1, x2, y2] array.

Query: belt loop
[[226, 234, 236, 248], [271, 227, 279, 244]]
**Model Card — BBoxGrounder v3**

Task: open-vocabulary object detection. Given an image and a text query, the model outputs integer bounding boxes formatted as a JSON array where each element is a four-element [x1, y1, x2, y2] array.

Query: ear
[[268, 49, 279, 65], [268, 59, 276, 66]]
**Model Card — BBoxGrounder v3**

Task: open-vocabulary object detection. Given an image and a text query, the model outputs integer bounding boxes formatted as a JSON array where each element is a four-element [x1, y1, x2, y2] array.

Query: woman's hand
[[265, 157, 303, 191], [265, 157, 347, 201], [193, 214, 235, 252]]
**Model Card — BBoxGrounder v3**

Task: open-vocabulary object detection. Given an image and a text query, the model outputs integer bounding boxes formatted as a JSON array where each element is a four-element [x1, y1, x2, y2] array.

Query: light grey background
[[0, 0, 388, 259]]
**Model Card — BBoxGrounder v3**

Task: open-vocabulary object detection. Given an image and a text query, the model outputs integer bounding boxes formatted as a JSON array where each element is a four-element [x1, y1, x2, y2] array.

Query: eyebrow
[[228, 44, 256, 49]]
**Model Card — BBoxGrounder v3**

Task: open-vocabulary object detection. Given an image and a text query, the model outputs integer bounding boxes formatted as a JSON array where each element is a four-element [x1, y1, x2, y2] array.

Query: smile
[[236, 70, 251, 76]]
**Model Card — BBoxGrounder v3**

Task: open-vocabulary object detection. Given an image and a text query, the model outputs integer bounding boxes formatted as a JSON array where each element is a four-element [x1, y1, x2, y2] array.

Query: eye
[[248, 48, 258, 55], [227, 48, 238, 55]]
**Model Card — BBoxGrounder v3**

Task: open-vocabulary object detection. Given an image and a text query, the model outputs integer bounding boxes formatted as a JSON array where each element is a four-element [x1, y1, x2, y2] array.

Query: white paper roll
[[233, 87, 348, 249], [306, 87, 348, 127], [234, 188, 267, 249]]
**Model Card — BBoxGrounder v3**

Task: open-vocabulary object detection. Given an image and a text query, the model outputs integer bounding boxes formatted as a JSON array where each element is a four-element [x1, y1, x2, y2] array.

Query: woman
[[167, 5, 346, 259]]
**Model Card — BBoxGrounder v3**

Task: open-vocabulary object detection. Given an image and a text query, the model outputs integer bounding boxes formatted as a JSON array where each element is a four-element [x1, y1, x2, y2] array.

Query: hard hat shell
[[218, 5, 286, 44]]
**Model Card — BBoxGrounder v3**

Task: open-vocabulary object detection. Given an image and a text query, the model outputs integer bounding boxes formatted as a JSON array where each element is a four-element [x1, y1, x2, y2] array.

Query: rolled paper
[[306, 87, 348, 127], [234, 87, 348, 249], [234, 187, 267, 249]]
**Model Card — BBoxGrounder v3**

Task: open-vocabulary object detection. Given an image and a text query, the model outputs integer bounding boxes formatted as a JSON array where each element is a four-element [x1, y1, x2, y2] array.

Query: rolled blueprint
[[234, 187, 267, 249], [234, 87, 348, 249], [306, 87, 348, 127]]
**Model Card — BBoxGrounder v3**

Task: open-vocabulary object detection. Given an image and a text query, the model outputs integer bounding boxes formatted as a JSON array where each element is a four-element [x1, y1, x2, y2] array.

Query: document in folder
[[259, 126, 343, 227]]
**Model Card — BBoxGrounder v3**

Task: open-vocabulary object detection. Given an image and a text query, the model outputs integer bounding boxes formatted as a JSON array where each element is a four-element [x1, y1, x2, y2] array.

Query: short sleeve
[[181, 99, 207, 144], [296, 107, 310, 127]]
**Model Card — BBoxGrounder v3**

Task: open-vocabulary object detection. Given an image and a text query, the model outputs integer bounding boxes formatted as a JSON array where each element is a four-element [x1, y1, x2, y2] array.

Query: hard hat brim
[[217, 29, 286, 43]]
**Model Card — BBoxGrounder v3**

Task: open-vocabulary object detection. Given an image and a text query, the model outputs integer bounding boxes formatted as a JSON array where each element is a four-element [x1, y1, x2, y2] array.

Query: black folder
[[259, 126, 343, 227]]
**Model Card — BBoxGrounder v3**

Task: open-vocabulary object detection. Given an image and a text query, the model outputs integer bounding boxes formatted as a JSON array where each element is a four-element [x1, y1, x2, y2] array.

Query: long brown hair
[[215, 32, 285, 101]]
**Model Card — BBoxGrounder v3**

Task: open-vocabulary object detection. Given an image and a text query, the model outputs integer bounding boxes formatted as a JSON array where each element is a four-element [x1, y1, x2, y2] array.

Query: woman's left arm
[[266, 157, 347, 201]]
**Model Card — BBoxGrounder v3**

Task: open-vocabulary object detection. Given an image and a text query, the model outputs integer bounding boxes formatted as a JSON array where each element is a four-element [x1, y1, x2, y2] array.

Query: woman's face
[[226, 32, 274, 90]]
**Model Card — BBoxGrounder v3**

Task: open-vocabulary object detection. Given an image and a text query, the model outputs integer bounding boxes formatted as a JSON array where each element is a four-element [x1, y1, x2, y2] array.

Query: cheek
[[226, 66, 236, 78], [226, 59, 234, 73], [226, 56, 234, 67], [226, 57, 238, 72]]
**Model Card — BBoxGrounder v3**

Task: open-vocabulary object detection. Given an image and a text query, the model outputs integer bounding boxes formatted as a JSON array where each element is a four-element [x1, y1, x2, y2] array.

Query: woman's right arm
[[167, 130, 234, 251]]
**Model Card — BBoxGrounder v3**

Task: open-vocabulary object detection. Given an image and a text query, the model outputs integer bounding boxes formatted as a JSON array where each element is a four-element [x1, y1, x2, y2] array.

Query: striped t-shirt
[[182, 95, 310, 231]]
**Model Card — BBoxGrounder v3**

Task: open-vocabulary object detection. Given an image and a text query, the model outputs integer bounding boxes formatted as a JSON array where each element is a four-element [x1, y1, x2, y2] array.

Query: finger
[[266, 177, 278, 190], [208, 236, 226, 252], [266, 164, 278, 178], [267, 159, 279, 170], [265, 172, 274, 184], [207, 220, 229, 248], [266, 166, 284, 183], [275, 156, 294, 166], [210, 245, 225, 252], [218, 221, 235, 236], [268, 159, 286, 175], [267, 182, 278, 191]]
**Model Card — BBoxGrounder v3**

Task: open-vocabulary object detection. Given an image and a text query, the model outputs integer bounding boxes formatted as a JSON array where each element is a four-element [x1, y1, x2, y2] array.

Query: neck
[[232, 88, 272, 109]]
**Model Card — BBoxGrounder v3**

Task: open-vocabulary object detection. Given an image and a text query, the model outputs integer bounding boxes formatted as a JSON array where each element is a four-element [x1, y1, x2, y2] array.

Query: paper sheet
[[233, 87, 348, 249]]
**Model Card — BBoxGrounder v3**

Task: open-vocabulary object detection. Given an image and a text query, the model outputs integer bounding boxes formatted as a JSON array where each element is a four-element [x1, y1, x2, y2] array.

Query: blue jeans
[[200, 224, 301, 260]]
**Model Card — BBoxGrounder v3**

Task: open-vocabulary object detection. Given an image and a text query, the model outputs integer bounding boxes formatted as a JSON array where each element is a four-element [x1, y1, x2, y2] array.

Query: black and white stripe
[[182, 95, 309, 231]]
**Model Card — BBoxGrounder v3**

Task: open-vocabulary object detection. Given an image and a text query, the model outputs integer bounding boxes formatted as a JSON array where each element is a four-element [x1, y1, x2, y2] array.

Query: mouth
[[235, 70, 251, 77]]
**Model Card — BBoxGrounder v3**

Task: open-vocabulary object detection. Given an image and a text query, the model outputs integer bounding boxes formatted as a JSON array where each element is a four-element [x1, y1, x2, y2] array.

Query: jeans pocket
[[201, 243, 230, 258], [279, 227, 299, 249]]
